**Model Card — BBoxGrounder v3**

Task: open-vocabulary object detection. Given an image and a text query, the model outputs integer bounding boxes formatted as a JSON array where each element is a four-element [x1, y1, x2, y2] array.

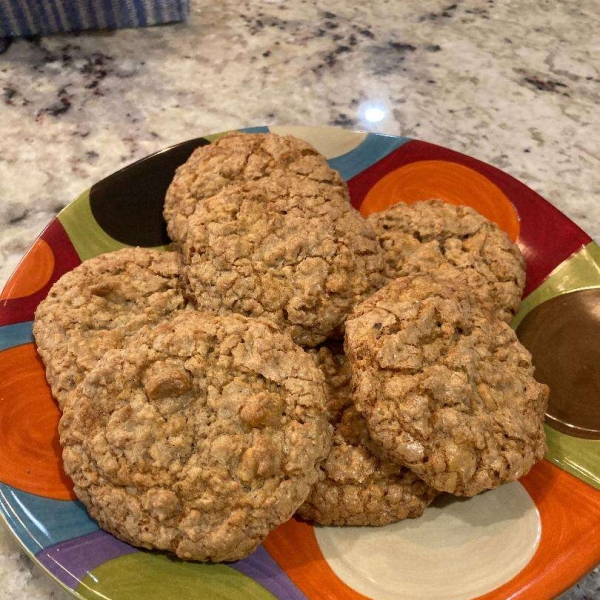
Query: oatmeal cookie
[[180, 175, 386, 346], [297, 398, 437, 525], [300, 344, 437, 526], [164, 131, 347, 243], [306, 343, 353, 421], [345, 273, 548, 497], [60, 311, 331, 562], [367, 200, 526, 322], [33, 248, 185, 408]]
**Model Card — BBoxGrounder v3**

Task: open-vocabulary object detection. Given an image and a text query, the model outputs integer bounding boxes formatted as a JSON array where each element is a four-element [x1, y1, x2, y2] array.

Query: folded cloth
[[0, 0, 189, 36]]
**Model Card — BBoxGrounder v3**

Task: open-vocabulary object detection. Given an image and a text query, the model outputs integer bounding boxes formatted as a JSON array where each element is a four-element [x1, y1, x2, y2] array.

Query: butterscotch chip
[[33, 248, 185, 408], [60, 311, 331, 562], [299, 344, 437, 526], [345, 273, 548, 497], [164, 131, 347, 244], [367, 200, 526, 322], [180, 175, 386, 347]]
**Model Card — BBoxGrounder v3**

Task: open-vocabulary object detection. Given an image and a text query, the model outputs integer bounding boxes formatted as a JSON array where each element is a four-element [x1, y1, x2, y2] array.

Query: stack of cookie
[[33, 132, 548, 563], [298, 196, 548, 526]]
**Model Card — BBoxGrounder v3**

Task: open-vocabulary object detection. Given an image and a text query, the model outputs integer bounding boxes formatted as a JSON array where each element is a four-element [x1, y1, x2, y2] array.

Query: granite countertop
[[0, 0, 598, 598]]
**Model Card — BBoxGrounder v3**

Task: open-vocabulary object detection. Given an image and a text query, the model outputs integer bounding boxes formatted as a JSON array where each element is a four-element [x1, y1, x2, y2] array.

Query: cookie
[[298, 406, 437, 526], [180, 174, 386, 347], [345, 273, 548, 497], [33, 248, 185, 408], [299, 344, 437, 526], [367, 199, 526, 322], [306, 343, 353, 421], [59, 311, 331, 562], [164, 131, 347, 243]]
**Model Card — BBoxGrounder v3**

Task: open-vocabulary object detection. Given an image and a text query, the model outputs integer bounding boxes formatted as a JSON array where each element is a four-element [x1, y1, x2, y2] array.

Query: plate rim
[[1, 125, 599, 600]]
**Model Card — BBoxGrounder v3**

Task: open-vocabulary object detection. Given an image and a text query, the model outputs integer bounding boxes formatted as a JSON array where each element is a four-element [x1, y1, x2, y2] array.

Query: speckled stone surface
[[0, 1, 598, 598]]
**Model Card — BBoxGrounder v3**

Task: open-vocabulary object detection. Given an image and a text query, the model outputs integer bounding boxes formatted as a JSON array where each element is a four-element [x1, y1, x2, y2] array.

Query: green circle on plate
[[76, 552, 275, 600]]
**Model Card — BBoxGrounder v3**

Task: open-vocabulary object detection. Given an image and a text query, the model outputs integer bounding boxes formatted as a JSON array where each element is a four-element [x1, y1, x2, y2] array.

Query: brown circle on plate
[[89, 137, 210, 247], [517, 288, 600, 439]]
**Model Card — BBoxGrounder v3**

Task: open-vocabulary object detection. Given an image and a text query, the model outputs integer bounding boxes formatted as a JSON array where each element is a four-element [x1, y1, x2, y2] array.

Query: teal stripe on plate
[[328, 133, 411, 182], [0, 484, 98, 555], [240, 126, 270, 134], [0, 321, 33, 351]]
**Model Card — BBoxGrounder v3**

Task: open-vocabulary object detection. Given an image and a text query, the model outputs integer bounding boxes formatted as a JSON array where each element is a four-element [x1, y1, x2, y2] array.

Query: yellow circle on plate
[[315, 482, 540, 600]]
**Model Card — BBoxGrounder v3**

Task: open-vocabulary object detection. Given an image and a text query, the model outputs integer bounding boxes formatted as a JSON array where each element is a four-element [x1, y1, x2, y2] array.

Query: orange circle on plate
[[265, 518, 369, 600], [0, 344, 75, 500], [361, 160, 520, 241], [0, 239, 55, 300]]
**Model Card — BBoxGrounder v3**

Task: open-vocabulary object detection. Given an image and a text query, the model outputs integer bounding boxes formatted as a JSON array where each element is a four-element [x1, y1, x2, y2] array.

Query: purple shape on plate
[[36, 530, 137, 589], [231, 545, 309, 600]]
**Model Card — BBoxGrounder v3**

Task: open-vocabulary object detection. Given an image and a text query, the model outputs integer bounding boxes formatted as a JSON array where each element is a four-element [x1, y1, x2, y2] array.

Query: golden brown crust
[[60, 311, 331, 562], [164, 132, 347, 244], [345, 273, 548, 497], [306, 343, 353, 421], [299, 344, 438, 526], [33, 248, 185, 408], [367, 200, 526, 322], [297, 405, 437, 526], [180, 175, 386, 346]]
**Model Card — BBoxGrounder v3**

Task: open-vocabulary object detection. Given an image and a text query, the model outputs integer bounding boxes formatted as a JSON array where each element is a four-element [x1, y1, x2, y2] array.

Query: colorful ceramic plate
[[1, 126, 599, 600]]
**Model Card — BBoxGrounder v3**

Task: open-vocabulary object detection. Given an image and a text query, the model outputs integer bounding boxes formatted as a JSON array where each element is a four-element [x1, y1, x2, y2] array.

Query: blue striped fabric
[[0, 0, 189, 36]]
